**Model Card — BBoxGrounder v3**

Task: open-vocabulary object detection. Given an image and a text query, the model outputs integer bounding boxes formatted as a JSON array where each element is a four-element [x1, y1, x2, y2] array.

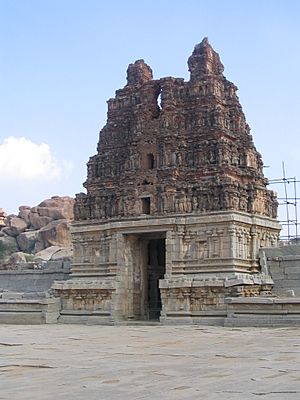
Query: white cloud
[[0, 136, 72, 181]]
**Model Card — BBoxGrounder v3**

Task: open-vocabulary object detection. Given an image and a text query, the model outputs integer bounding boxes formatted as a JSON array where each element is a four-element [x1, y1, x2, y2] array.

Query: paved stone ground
[[0, 324, 300, 400]]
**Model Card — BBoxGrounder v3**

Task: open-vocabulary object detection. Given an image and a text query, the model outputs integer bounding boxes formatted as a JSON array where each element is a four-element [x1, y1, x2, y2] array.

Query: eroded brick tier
[[74, 38, 277, 222]]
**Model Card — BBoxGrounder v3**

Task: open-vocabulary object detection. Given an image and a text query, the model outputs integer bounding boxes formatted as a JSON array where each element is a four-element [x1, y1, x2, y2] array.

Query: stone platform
[[0, 297, 60, 324], [0, 324, 299, 400], [225, 297, 300, 327]]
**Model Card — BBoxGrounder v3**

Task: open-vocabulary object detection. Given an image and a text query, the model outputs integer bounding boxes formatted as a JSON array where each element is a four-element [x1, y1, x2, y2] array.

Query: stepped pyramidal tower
[[54, 38, 280, 324]]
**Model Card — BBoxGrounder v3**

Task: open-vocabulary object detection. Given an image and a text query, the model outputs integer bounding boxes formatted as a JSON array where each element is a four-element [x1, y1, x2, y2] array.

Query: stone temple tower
[[54, 38, 280, 324]]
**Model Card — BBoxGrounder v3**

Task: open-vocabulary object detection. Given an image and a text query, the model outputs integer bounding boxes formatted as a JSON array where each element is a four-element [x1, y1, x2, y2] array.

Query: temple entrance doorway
[[125, 232, 166, 321], [146, 238, 166, 320]]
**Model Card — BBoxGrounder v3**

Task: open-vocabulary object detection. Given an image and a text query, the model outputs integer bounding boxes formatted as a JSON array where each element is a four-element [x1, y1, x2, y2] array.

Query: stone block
[[285, 271, 300, 280]]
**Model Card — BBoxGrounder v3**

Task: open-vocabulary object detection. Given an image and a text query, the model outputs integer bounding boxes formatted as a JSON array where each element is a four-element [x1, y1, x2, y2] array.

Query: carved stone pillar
[[228, 227, 236, 258]]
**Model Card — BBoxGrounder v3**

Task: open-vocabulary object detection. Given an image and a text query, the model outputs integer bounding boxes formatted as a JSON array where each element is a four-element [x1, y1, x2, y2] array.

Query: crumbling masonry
[[54, 38, 280, 324]]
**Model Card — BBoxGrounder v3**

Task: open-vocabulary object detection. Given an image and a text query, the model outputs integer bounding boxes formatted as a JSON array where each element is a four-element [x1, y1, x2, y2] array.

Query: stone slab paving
[[0, 324, 300, 400]]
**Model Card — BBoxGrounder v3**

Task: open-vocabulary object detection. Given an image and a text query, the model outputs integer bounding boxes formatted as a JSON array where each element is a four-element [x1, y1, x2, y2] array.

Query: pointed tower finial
[[188, 38, 224, 81]]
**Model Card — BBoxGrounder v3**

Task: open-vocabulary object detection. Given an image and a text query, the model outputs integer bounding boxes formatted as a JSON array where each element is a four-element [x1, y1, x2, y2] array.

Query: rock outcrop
[[0, 208, 6, 227], [35, 219, 71, 252], [0, 196, 74, 269], [0, 235, 18, 264]]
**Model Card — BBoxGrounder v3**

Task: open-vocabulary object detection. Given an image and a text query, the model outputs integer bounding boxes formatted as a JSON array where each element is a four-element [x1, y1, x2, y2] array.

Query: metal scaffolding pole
[[268, 162, 300, 243]]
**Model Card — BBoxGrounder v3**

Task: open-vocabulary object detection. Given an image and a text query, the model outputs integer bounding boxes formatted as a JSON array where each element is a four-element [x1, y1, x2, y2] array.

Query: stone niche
[[53, 38, 280, 325]]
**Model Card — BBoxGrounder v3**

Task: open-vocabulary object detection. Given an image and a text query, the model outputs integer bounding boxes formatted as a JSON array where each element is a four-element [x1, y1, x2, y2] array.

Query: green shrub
[[0, 240, 18, 261], [24, 253, 34, 262]]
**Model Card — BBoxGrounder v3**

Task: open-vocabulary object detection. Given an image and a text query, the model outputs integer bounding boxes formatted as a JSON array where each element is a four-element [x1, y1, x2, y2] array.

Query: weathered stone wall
[[53, 211, 278, 323], [263, 245, 300, 296], [0, 261, 71, 295]]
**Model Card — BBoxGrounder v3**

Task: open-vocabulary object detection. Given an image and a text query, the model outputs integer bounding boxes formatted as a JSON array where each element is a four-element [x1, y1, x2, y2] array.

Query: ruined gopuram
[[54, 38, 280, 325]]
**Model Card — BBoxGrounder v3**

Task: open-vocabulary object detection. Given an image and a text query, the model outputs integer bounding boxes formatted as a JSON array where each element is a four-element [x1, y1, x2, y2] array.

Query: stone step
[[225, 316, 300, 327], [71, 271, 116, 277], [0, 298, 60, 324]]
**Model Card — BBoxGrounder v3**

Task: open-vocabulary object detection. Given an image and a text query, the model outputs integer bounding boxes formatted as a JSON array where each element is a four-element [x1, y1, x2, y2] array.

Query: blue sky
[[1, 0, 300, 230]]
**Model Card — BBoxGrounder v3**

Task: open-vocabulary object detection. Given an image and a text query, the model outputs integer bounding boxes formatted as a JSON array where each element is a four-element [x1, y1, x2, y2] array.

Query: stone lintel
[[71, 211, 280, 235]]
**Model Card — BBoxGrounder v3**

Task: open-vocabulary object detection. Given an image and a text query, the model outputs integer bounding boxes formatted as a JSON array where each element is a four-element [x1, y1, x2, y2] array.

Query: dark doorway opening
[[125, 232, 166, 321], [141, 197, 151, 214], [146, 153, 155, 169], [146, 238, 166, 320]]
